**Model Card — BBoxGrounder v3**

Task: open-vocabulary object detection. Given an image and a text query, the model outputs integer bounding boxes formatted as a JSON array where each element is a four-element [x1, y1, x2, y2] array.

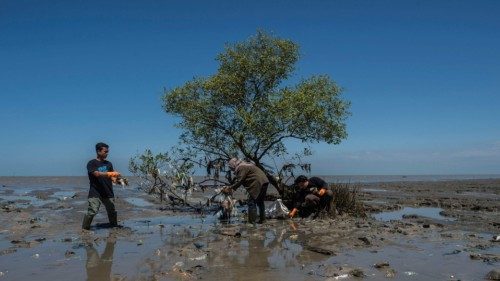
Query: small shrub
[[330, 182, 366, 217]]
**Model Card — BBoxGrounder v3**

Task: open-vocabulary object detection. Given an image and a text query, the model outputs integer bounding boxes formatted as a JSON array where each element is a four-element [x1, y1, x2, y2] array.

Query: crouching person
[[223, 158, 269, 224], [288, 175, 333, 218]]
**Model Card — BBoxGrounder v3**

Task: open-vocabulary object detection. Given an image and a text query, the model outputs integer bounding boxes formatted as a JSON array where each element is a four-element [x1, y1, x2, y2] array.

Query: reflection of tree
[[85, 240, 115, 281]]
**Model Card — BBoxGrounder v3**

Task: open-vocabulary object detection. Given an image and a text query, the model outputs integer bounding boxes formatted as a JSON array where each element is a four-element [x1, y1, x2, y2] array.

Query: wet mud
[[0, 177, 499, 280]]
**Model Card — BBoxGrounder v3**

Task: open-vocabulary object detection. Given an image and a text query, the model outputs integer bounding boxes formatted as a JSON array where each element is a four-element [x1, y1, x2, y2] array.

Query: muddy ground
[[0, 177, 499, 280]]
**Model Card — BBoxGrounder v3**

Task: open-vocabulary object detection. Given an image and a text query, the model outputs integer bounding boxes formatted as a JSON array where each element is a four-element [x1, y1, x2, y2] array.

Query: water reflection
[[85, 239, 115, 281]]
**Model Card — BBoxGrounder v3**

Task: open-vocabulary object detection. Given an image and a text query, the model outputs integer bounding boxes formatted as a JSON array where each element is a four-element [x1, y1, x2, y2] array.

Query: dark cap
[[294, 175, 308, 185]]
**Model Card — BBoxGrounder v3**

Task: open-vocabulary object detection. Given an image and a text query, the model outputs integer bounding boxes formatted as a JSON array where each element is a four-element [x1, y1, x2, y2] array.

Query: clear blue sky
[[1, 0, 499, 176]]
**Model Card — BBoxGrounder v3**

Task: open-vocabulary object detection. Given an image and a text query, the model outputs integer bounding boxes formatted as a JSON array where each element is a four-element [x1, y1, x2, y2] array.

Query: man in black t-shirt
[[82, 142, 121, 230], [288, 175, 334, 218]]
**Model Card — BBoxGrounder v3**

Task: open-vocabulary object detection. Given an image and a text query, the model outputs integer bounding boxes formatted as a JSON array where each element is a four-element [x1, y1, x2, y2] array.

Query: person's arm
[[311, 177, 328, 196], [87, 162, 120, 178], [229, 167, 249, 191]]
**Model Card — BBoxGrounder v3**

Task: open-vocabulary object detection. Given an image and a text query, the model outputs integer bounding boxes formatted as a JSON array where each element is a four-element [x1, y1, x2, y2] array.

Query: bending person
[[223, 158, 269, 224]]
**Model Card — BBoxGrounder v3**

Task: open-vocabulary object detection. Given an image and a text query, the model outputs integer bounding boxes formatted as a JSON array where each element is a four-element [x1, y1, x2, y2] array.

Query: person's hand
[[288, 208, 298, 218], [106, 171, 121, 178], [221, 186, 232, 194]]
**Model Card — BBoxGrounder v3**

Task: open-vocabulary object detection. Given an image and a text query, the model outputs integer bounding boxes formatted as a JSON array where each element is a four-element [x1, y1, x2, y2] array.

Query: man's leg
[[304, 194, 321, 218], [320, 190, 334, 212], [247, 197, 258, 224], [82, 197, 100, 230], [101, 197, 118, 227], [257, 184, 268, 224]]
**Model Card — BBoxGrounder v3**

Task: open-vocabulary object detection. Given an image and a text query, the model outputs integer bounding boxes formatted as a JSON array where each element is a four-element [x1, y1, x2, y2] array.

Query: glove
[[318, 188, 326, 196], [106, 171, 121, 178], [288, 208, 298, 218]]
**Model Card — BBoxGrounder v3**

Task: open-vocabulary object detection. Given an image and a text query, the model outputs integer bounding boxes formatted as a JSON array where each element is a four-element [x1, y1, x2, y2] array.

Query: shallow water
[[373, 207, 453, 221], [123, 197, 154, 207], [1, 177, 499, 280]]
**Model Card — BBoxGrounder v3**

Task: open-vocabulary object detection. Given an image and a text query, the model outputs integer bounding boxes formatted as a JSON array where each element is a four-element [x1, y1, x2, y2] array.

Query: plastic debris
[[32, 253, 39, 259], [265, 199, 290, 219], [189, 254, 207, 261], [404, 271, 417, 276]]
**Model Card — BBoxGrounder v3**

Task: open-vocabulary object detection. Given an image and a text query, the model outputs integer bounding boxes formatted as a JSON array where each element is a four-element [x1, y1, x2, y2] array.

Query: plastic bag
[[265, 199, 290, 219]]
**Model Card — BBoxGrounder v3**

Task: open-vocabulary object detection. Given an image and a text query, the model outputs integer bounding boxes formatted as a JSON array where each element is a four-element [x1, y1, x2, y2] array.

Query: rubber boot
[[257, 202, 266, 224], [82, 215, 94, 230], [108, 211, 118, 227], [248, 206, 258, 224]]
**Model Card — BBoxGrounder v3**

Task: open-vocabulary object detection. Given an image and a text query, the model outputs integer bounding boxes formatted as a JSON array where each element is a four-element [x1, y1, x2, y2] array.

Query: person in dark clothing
[[288, 175, 333, 218], [82, 142, 122, 230], [222, 158, 269, 224]]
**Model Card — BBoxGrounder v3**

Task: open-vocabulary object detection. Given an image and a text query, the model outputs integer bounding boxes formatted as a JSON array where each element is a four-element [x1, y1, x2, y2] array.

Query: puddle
[[315, 238, 500, 281], [123, 197, 153, 207], [373, 207, 453, 221], [0, 195, 57, 207]]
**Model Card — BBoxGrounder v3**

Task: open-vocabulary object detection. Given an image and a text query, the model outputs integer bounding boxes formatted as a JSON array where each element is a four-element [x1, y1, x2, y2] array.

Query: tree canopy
[[162, 31, 350, 194]]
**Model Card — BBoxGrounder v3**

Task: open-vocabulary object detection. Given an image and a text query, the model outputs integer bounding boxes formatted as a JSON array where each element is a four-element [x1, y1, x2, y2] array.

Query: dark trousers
[[248, 183, 268, 223]]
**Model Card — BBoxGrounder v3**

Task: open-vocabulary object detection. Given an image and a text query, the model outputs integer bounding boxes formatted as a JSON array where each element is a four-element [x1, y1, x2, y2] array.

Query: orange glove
[[289, 208, 298, 218], [106, 171, 121, 178], [318, 188, 326, 196]]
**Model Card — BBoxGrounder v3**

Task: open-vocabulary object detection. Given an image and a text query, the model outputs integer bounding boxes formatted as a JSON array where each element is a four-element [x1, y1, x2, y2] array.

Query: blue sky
[[1, 0, 499, 176]]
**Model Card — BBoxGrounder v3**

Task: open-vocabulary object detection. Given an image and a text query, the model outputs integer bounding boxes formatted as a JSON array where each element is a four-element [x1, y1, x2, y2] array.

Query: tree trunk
[[254, 162, 285, 197]]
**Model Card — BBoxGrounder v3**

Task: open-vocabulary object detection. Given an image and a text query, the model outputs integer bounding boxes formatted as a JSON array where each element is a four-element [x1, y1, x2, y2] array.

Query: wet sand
[[0, 177, 499, 280]]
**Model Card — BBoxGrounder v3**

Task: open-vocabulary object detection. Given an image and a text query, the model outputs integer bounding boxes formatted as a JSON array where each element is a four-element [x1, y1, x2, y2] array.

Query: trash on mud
[[265, 199, 290, 219], [32, 253, 39, 259], [491, 235, 500, 242], [332, 274, 349, 280], [189, 254, 207, 261], [137, 240, 144, 246], [404, 271, 417, 276]]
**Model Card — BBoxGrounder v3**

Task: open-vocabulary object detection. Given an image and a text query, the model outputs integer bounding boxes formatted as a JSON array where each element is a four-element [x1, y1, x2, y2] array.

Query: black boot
[[82, 215, 94, 230], [257, 203, 266, 224], [108, 211, 119, 227], [248, 207, 258, 224]]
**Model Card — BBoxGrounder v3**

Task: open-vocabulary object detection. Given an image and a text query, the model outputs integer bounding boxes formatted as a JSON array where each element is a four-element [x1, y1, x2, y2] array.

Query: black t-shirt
[[293, 177, 328, 209], [87, 159, 114, 198]]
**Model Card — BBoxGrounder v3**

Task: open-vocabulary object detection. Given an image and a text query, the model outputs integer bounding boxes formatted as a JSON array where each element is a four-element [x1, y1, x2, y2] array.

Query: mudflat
[[0, 177, 499, 280]]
